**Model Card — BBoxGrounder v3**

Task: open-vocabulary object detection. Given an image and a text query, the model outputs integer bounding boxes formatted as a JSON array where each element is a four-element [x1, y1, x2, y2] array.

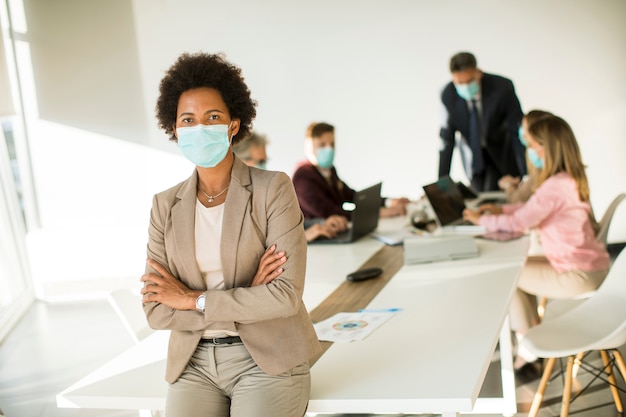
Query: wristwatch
[[195, 293, 206, 313]]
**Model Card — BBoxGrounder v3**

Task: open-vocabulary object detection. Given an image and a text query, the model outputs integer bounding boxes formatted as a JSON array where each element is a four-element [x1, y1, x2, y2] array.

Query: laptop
[[308, 182, 382, 244], [457, 181, 507, 206], [422, 176, 485, 234]]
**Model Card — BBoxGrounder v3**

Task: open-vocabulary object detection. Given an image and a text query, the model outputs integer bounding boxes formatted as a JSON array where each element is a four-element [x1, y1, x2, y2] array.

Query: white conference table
[[307, 236, 527, 416], [55, 219, 391, 414], [57, 215, 528, 417]]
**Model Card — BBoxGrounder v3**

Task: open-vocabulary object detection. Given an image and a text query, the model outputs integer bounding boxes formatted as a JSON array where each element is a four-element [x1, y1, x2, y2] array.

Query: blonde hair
[[528, 115, 590, 201], [525, 109, 553, 127]]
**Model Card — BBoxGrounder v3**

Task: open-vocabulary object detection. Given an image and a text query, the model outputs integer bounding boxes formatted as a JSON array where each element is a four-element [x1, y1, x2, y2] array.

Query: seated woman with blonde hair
[[463, 114, 610, 377]]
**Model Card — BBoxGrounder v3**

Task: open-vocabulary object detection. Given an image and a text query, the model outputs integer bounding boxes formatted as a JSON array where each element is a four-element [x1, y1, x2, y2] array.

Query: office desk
[[56, 330, 168, 412], [308, 237, 527, 416], [56, 229, 391, 413], [58, 218, 528, 417]]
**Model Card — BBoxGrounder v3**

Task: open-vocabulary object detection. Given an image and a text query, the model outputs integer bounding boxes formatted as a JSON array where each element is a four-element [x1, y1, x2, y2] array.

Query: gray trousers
[[165, 342, 311, 417]]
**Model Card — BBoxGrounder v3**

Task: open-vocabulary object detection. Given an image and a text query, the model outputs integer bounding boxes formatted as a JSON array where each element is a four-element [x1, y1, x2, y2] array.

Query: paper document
[[372, 227, 425, 246], [313, 310, 399, 343]]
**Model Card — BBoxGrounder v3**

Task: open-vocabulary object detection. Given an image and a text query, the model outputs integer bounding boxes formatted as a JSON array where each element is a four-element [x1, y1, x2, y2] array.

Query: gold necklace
[[199, 185, 230, 203]]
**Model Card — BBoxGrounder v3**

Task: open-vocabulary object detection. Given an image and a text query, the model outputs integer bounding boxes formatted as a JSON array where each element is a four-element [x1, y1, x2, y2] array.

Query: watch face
[[196, 295, 205, 309]]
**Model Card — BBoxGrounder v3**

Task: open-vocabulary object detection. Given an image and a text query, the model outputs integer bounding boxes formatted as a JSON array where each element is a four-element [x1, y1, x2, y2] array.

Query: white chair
[[107, 288, 154, 344], [521, 248, 626, 417], [538, 192, 626, 320], [596, 192, 626, 245]]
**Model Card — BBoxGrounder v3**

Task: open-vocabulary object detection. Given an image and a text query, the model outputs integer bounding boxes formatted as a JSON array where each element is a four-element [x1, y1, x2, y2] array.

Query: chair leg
[[614, 349, 626, 381], [572, 351, 585, 378], [529, 357, 556, 417], [600, 350, 623, 412], [560, 356, 575, 417], [537, 296, 548, 321]]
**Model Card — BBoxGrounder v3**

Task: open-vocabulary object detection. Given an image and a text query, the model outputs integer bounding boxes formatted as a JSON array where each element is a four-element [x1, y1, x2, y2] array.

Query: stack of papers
[[313, 310, 399, 343]]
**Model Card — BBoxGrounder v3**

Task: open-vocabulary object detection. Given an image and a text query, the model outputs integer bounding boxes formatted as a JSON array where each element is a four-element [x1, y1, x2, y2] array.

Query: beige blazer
[[144, 157, 321, 383]]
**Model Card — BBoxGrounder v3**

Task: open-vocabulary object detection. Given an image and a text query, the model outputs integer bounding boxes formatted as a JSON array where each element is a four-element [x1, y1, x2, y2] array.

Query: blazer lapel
[[171, 170, 205, 288], [221, 157, 252, 289]]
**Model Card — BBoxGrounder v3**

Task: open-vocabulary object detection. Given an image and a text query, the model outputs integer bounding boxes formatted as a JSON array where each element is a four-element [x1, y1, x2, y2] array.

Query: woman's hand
[[251, 244, 286, 286], [462, 208, 482, 225], [141, 259, 199, 310], [498, 175, 520, 191], [477, 203, 503, 215]]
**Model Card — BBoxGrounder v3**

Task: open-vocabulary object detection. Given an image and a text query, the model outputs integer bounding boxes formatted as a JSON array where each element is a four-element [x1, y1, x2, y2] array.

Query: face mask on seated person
[[527, 148, 544, 169], [518, 126, 527, 147], [177, 123, 232, 168], [315, 147, 335, 169]]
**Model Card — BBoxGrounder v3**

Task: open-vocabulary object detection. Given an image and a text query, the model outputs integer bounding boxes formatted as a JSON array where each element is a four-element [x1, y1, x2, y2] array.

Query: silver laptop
[[422, 176, 485, 234], [308, 182, 382, 244]]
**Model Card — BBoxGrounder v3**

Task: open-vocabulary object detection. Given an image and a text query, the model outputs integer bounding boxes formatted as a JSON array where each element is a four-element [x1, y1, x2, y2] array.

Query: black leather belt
[[199, 336, 242, 345]]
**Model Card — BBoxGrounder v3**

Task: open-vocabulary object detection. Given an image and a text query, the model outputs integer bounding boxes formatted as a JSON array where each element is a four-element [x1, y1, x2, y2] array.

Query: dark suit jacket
[[144, 157, 321, 382], [439, 72, 524, 180]]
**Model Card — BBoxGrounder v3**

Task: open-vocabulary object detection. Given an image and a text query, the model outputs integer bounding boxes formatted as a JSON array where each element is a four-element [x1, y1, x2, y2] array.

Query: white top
[[194, 199, 237, 338]]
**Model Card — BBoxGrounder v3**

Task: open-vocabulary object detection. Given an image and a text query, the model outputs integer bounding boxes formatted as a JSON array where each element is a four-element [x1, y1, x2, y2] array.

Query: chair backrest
[[593, 245, 626, 298], [107, 288, 154, 344], [550, 247, 626, 350], [596, 193, 626, 245]]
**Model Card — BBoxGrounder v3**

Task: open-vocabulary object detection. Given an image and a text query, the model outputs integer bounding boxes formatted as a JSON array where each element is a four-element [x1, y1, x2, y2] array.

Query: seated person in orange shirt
[[292, 122, 409, 221], [234, 131, 348, 242]]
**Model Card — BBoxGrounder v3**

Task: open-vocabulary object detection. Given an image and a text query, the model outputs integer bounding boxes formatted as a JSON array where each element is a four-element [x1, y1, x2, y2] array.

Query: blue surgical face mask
[[177, 124, 231, 168], [527, 147, 544, 169], [518, 126, 527, 147], [454, 81, 480, 101], [316, 146, 335, 169]]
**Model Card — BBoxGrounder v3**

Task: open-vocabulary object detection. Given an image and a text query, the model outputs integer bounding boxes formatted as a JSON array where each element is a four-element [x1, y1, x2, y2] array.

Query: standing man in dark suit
[[439, 52, 525, 191]]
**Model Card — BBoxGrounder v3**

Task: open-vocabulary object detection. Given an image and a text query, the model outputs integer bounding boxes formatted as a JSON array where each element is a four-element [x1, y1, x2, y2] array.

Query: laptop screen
[[350, 182, 382, 241], [307, 182, 382, 244], [422, 176, 466, 226]]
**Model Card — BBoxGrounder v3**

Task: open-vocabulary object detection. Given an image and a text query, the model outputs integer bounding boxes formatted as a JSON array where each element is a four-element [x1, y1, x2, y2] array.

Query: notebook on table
[[422, 176, 485, 234], [308, 182, 382, 244]]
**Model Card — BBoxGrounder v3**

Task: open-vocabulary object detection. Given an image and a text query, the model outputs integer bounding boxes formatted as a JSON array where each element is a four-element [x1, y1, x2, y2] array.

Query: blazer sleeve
[[438, 90, 456, 178], [502, 79, 525, 176], [202, 171, 308, 324]]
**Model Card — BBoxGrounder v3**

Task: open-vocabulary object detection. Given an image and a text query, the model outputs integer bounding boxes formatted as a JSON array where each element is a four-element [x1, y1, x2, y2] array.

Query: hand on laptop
[[380, 197, 411, 218], [462, 208, 481, 225], [498, 175, 521, 191], [305, 215, 348, 242], [324, 214, 349, 231], [477, 203, 503, 215], [464, 202, 504, 224]]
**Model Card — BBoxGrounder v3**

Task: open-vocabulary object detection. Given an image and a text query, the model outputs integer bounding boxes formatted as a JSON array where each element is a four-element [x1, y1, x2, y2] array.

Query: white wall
[[25, 0, 148, 144], [25, 120, 193, 300], [19, 0, 626, 299], [132, 0, 626, 232]]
